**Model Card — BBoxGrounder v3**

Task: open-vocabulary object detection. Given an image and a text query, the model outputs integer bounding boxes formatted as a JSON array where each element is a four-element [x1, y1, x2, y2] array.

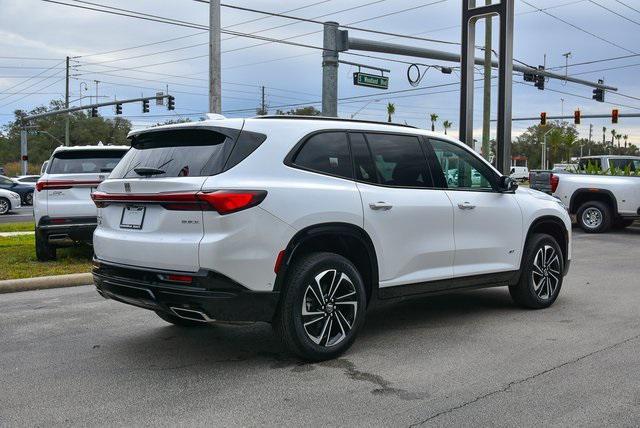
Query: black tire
[[576, 200, 612, 233], [274, 252, 367, 361], [613, 217, 635, 229], [0, 197, 10, 215], [35, 230, 56, 261], [510, 233, 564, 309], [155, 310, 208, 327], [25, 192, 33, 205]]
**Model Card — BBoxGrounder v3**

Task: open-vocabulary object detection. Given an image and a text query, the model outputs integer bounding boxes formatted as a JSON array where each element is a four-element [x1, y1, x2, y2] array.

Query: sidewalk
[[0, 231, 34, 237]]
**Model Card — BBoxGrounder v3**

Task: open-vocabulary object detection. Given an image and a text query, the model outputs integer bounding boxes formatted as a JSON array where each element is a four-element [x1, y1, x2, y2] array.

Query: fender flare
[[569, 188, 618, 215]]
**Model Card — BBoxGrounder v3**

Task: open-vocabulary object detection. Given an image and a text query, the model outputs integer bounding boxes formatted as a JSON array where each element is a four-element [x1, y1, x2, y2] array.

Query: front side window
[[365, 133, 432, 188], [429, 139, 495, 190], [292, 132, 352, 179]]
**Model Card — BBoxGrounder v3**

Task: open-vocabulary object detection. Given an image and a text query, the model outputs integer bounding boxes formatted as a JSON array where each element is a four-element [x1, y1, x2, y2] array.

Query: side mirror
[[499, 175, 518, 192]]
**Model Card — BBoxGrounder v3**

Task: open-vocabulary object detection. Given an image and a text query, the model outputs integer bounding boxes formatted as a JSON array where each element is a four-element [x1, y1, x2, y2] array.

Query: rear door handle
[[369, 202, 393, 211], [457, 202, 476, 210]]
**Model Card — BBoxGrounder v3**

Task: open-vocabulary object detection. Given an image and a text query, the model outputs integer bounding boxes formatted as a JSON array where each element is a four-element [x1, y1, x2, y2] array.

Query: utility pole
[[209, 0, 222, 113], [481, 0, 492, 160], [261, 86, 266, 115], [64, 56, 70, 146], [322, 21, 340, 117], [20, 129, 28, 175], [588, 123, 593, 156]]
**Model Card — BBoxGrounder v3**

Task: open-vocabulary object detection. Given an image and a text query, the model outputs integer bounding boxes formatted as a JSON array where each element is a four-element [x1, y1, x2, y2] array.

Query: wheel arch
[[569, 188, 618, 215], [522, 215, 569, 274], [274, 222, 379, 305]]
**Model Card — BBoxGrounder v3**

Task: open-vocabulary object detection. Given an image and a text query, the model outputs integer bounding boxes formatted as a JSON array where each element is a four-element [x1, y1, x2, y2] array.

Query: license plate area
[[120, 206, 146, 230]]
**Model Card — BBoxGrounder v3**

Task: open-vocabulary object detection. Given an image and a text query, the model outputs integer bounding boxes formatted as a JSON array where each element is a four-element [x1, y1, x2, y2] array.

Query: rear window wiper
[[134, 167, 166, 176]]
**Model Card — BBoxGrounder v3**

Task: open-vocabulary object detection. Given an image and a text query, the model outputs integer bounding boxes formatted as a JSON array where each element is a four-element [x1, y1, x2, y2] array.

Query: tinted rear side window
[[111, 128, 238, 179], [49, 150, 128, 174], [293, 132, 353, 179], [365, 133, 432, 187]]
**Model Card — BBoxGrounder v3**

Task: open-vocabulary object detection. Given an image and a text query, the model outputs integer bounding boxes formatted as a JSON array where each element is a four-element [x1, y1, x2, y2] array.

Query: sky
[[1, 0, 640, 144]]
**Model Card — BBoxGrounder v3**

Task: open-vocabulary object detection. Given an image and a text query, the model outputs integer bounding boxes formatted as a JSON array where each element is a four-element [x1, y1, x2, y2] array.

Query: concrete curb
[[0, 273, 93, 294]]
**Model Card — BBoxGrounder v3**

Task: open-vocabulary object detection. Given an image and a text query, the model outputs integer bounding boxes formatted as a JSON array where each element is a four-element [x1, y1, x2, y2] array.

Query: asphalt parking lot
[[1, 226, 639, 426], [0, 207, 33, 224]]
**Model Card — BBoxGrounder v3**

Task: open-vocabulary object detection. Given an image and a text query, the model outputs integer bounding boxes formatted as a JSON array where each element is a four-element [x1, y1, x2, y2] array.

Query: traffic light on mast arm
[[142, 99, 150, 113], [574, 110, 581, 125], [540, 112, 547, 126], [593, 79, 605, 102], [89, 107, 98, 118], [115, 103, 122, 115], [612, 109, 619, 124], [167, 95, 175, 111]]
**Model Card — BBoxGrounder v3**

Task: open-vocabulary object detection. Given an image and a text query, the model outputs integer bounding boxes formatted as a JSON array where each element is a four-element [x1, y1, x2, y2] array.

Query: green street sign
[[353, 72, 389, 90]]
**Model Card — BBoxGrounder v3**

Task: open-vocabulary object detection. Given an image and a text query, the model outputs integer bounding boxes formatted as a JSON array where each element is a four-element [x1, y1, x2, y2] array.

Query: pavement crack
[[322, 358, 426, 400], [410, 333, 640, 426]]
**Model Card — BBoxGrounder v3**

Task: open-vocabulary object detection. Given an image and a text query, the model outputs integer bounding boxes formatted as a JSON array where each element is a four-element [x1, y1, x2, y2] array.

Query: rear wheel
[[577, 200, 612, 233], [35, 230, 56, 261], [0, 198, 9, 215], [510, 233, 564, 309], [25, 192, 33, 205], [274, 252, 366, 361], [155, 310, 207, 327]]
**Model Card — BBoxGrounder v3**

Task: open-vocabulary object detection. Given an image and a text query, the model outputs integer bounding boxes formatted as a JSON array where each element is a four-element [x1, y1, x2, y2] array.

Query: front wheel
[[274, 252, 367, 361], [35, 230, 56, 261], [510, 233, 564, 309], [0, 198, 9, 215], [577, 200, 612, 233]]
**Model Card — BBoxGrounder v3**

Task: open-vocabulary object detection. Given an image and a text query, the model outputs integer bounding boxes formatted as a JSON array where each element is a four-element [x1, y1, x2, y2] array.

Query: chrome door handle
[[457, 202, 476, 210], [369, 202, 393, 211]]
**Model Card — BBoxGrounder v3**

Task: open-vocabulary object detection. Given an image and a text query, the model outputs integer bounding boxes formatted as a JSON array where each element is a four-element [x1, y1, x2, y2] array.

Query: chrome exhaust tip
[[169, 307, 215, 323]]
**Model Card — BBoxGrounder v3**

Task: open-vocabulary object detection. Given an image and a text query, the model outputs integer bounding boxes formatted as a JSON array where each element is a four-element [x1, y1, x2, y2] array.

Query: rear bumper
[[92, 259, 279, 323], [36, 216, 97, 245]]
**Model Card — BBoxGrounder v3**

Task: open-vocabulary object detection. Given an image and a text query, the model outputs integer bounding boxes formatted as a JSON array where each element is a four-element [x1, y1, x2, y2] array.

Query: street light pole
[[542, 128, 554, 170], [209, 0, 222, 113]]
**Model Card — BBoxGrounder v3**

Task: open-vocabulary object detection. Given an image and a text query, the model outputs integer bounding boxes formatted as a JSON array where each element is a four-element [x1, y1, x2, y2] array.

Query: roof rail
[[253, 115, 417, 129]]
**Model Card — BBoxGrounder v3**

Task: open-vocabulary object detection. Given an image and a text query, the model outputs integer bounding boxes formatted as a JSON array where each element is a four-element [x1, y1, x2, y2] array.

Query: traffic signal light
[[534, 65, 545, 90], [593, 79, 605, 102], [90, 107, 98, 117], [612, 109, 619, 124], [574, 110, 581, 125], [115, 103, 122, 115], [142, 99, 150, 113], [540, 112, 547, 126], [167, 96, 175, 111]]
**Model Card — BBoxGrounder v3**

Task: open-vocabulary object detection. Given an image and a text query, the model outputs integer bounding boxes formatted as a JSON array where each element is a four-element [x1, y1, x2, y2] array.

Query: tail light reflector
[[274, 250, 286, 274], [550, 174, 560, 193], [91, 190, 267, 214], [36, 179, 102, 192], [164, 274, 193, 284]]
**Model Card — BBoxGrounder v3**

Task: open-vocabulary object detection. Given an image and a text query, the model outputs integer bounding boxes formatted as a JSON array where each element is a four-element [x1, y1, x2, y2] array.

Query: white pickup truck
[[33, 145, 129, 260], [530, 169, 639, 233]]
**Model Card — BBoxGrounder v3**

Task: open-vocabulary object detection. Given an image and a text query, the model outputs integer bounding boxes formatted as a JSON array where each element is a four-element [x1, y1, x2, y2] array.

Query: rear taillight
[[550, 173, 560, 193], [91, 190, 267, 215], [36, 179, 102, 192], [163, 274, 193, 284]]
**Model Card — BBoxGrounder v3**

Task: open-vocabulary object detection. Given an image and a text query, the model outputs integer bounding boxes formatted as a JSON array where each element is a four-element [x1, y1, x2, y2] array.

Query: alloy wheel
[[0, 199, 8, 215], [301, 269, 358, 347], [531, 245, 561, 300], [582, 207, 603, 229]]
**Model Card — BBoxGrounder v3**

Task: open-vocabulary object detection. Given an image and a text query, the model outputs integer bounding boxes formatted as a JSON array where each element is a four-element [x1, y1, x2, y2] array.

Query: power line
[[0, 56, 62, 61], [520, 0, 637, 54], [0, 76, 66, 109], [0, 60, 65, 103], [588, 0, 640, 27], [615, 0, 640, 15]]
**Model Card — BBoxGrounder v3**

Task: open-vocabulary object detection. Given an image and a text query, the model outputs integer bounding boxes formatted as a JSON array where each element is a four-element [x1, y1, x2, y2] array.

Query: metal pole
[[482, 0, 492, 159], [209, 0, 222, 113], [261, 86, 266, 115], [64, 56, 70, 146], [322, 22, 339, 117], [459, 0, 476, 148], [496, 0, 514, 174], [588, 124, 593, 156], [20, 129, 28, 175]]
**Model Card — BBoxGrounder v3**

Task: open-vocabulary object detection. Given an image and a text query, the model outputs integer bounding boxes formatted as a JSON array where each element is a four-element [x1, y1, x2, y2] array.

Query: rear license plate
[[120, 206, 146, 229]]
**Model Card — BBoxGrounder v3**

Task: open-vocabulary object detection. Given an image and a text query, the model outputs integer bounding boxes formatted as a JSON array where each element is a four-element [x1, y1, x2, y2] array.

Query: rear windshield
[[49, 150, 128, 174], [110, 127, 265, 179]]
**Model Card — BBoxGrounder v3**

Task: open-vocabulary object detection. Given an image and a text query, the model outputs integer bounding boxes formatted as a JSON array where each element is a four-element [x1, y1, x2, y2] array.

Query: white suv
[[34, 145, 128, 261], [92, 117, 572, 361]]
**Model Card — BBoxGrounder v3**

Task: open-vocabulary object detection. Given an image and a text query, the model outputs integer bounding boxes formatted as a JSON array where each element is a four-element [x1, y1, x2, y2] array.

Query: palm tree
[[442, 120, 452, 135], [387, 103, 395, 123], [611, 129, 617, 146], [624, 134, 628, 148], [616, 134, 623, 148], [602, 126, 607, 145], [430, 113, 439, 131]]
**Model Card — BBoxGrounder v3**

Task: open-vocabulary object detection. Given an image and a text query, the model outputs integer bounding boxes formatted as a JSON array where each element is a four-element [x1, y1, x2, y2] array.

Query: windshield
[[49, 150, 128, 174]]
